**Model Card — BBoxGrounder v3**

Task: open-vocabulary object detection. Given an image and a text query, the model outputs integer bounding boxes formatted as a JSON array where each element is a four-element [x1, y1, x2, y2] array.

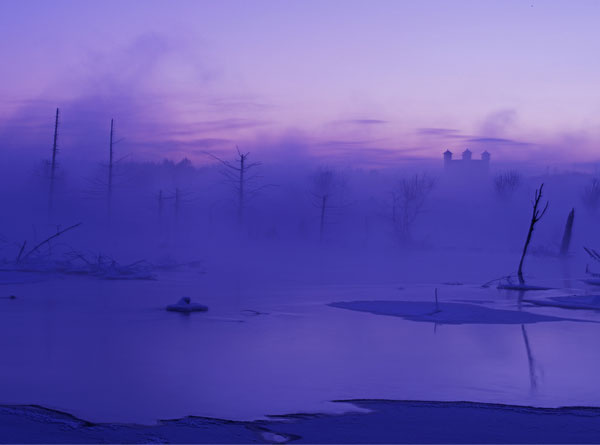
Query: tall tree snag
[[108, 119, 114, 206], [207, 147, 265, 226], [49, 107, 60, 215], [106, 118, 114, 222], [312, 168, 335, 242], [559, 208, 575, 257], [517, 184, 549, 284], [311, 168, 350, 243]]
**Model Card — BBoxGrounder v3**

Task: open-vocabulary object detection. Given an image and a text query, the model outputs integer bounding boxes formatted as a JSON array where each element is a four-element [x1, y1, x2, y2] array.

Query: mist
[[2, 119, 600, 289], [4, 2, 600, 443]]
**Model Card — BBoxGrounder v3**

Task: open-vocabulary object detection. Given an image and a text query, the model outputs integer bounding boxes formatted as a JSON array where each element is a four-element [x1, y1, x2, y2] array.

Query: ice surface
[[496, 283, 553, 291], [4, 400, 600, 443], [329, 300, 580, 324], [2, 263, 600, 426], [525, 294, 600, 311]]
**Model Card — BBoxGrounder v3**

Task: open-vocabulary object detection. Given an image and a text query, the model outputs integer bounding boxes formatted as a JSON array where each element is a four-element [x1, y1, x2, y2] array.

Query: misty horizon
[[2, 1, 600, 167]]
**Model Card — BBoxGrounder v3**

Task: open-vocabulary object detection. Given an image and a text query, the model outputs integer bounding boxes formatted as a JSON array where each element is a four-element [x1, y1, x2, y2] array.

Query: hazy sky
[[1, 0, 599, 165]]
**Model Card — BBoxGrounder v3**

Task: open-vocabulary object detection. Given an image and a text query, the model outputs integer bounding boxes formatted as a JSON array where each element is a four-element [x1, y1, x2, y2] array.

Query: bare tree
[[171, 187, 195, 222], [517, 184, 549, 284], [81, 120, 127, 226], [106, 118, 126, 222], [207, 146, 266, 226], [494, 170, 521, 199], [389, 173, 435, 242], [48, 107, 60, 216], [312, 168, 335, 242], [581, 177, 600, 213], [157, 189, 164, 223], [107, 118, 114, 219]]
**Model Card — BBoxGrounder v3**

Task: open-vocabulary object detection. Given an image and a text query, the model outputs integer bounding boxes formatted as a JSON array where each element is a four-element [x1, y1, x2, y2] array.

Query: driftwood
[[3, 250, 156, 280], [583, 246, 600, 279]]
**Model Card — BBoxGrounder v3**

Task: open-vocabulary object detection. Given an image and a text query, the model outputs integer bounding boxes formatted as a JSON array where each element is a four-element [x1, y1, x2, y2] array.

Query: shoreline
[[3, 399, 600, 443]]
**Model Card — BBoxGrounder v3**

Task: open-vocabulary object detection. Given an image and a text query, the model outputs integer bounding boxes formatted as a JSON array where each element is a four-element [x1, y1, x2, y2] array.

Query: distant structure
[[443, 149, 490, 175]]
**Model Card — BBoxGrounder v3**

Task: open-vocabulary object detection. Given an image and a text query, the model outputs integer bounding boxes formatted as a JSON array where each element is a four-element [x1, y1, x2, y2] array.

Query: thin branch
[[16, 240, 27, 263], [21, 223, 82, 262]]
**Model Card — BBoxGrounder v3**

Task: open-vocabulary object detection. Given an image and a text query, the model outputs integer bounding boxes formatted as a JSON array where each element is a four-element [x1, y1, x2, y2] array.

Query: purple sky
[[1, 0, 599, 165]]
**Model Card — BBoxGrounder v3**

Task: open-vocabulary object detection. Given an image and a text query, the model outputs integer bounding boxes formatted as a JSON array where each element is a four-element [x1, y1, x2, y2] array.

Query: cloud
[[178, 119, 270, 134], [345, 119, 387, 125], [318, 139, 384, 147], [416, 128, 470, 139], [331, 119, 388, 126], [0, 32, 277, 164], [417, 128, 459, 136], [467, 137, 531, 146]]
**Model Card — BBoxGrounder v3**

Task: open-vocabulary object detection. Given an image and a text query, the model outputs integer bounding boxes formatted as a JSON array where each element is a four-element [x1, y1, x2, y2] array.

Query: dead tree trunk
[[158, 189, 164, 222], [206, 147, 262, 228], [49, 107, 60, 215], [238, 153, 246, 225], [517, 184, 549, 284], [107, 118, 114, 220], [319, 195, 328, 242], [559, 208, 575, 257], [174, 187, 181, 223]]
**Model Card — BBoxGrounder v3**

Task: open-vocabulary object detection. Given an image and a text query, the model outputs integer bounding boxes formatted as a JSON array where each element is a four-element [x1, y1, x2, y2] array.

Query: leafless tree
[[389, 173, 435, 242], [581, 177, 600, 213], [311, 167, 349, 242], [207, 146, 267, 226], [169, 187, 195, 222], [48, 108, 60, 217], [157, 189, 164, 223], [312, 168, 334, 242], [108, 119, 114, 208], [494, 170, 521, 199], [517, 184, 549, 284], [82, 120, 127, 225], [106, 118, 125, 222]]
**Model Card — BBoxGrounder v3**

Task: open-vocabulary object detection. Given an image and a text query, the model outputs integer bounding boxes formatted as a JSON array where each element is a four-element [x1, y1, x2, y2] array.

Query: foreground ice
[[496, 283, 553, 291], [3, 258, 600, 424], [525, 294, 600, 311], [330, 300, 582, 324], [3, 400, 600, 444]]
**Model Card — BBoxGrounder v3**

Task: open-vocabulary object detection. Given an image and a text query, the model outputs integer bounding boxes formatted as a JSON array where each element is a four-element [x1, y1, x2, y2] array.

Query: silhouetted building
[[443, 149, 490, 175]]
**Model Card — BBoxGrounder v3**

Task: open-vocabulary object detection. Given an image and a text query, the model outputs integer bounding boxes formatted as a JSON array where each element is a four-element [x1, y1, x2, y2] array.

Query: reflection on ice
[[329, 300, 582, 324], [525, 294, 600, 311]]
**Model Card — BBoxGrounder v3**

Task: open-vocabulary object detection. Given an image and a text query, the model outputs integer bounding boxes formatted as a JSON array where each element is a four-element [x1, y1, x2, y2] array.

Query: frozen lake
[[1, 253, 600, 425]]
